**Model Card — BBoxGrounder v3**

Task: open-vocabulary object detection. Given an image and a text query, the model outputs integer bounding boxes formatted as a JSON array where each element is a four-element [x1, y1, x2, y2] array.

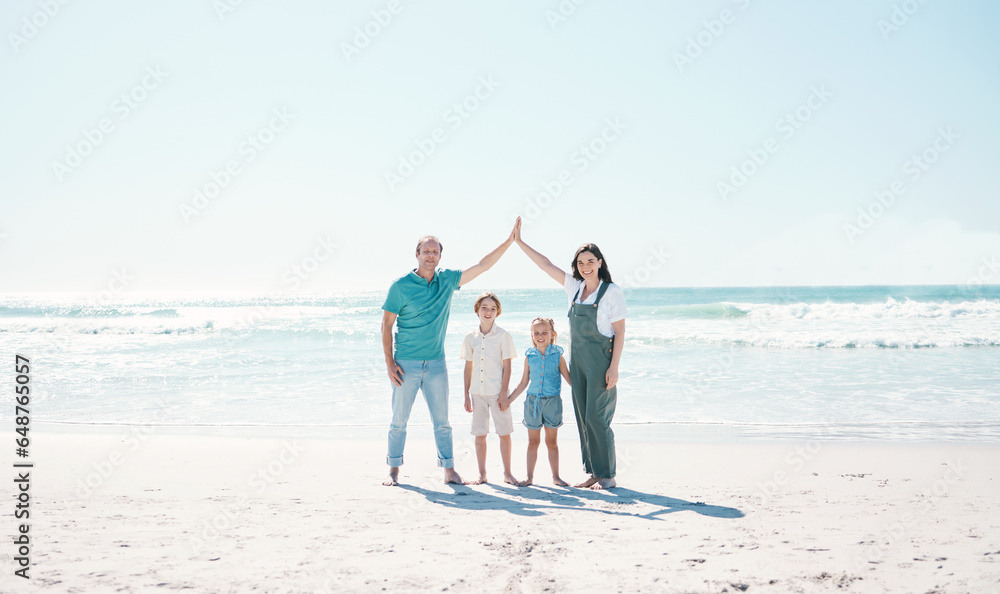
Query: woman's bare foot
[[444, 468, 464, 484], [552, 476, 569, 487], [504, 472, 520, 485], [518, 477, 534, 487], [574, 476, 599, 488], [382, 468, 400, 486], [590, 478, 617, 490], [466, 474, 488, 485]]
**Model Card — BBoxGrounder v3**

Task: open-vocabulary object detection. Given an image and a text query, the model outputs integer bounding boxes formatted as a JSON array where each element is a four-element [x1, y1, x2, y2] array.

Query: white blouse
[[563, 272, 627, 338]]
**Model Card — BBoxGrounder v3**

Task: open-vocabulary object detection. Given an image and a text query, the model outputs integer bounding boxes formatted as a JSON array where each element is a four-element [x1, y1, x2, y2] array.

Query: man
[[381, 226, 516, 486]]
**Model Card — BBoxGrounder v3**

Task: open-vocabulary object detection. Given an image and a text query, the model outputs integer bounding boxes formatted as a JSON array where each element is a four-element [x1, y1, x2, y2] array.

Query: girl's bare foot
[[552, 476, 569, 487], [382, 468, 400, 486], [444, 468, 464, 484], [503, 472, 520, 485], [590, 478, 617, 490], [466, 474, 488, 485], [574, 476, 599, 488], [518, 477, 534, 487]]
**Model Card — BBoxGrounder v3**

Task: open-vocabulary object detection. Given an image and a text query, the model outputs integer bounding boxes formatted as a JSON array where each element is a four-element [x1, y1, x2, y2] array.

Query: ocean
[[3, 285, 999, 441]]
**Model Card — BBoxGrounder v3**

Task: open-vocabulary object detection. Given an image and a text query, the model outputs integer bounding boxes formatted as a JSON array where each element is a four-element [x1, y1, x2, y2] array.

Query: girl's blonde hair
[[530, 317, 558, 345], [473, 292, 502, 316]]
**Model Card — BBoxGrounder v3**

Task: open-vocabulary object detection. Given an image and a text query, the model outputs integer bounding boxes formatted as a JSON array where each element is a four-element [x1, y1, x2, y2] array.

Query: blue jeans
[[387, 358, 454, 468]]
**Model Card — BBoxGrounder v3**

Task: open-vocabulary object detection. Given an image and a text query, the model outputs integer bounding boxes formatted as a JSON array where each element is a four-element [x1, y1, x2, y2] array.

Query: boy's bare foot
[[444, 468, 464, 484], [466, 474, 488, 485], [590, 478, 617, 490], [503, 472, 520, 485], [574, 476, 599, 488], [518, 477, 534, 487], [382, 468, 400, 486], [552, 476, 569, 487]]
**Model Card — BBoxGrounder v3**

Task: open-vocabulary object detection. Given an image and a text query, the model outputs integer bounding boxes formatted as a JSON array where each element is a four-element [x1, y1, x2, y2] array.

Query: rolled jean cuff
[[437, 457, 454, 469], [386, 455, 404, 467]]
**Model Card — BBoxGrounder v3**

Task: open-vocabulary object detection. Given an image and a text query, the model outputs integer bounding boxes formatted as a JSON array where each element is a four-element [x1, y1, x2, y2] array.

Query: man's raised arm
[[459, 224, 516, 286]]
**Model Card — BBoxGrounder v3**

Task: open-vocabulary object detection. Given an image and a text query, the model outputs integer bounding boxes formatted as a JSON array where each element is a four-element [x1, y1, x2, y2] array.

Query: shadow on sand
[[398, 482, 744, 520]]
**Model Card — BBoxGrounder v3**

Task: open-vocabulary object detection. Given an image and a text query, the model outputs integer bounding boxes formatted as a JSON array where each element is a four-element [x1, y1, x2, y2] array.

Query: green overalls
[[568, 281, 617, 479]]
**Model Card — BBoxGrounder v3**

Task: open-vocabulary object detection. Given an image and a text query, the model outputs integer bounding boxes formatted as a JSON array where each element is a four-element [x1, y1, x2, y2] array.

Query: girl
[[508, 317, 571, 487], [512, 218, 627, 490]]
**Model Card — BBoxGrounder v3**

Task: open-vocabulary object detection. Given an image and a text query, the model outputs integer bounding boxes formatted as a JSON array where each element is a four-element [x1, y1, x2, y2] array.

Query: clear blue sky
[[2, 0, 998, 294]]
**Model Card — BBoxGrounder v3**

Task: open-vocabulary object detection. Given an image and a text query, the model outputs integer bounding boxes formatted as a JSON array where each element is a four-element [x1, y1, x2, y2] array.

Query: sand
[[6, 424, 1000, 593]]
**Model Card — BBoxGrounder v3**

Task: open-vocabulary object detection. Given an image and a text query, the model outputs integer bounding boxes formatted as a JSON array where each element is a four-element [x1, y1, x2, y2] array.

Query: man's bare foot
[[590, 478, 617, 490], [444, 468, 464, 484], [574, 476, 599, 488], [518, 477, 534, 487], [503, 472, 520, 485], [552, 476, 569, 487], [382, 468, 400, 486], [466, 474, 488, 485]]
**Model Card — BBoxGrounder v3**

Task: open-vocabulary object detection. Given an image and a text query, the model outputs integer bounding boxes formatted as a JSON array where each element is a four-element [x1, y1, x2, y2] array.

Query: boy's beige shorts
[[470, 393, 514, 436]]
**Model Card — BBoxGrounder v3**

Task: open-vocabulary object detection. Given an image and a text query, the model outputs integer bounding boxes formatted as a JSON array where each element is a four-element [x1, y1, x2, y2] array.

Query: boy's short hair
[[415, 236, 443, 255], [474, 292, 502, 316]]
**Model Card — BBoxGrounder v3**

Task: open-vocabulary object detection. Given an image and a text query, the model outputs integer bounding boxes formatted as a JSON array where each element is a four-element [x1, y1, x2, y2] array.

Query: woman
[[513, 218, 626, 490]]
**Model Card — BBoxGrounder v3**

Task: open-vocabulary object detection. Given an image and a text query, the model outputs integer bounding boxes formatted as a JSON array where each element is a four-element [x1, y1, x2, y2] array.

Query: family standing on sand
[[380, 217, 626, 490]]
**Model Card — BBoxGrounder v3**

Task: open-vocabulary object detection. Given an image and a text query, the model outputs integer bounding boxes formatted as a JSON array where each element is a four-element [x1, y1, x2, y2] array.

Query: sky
[[1, 0, 999, 295]]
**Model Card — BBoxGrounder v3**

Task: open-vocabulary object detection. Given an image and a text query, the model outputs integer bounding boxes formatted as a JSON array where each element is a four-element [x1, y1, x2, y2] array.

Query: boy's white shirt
[[461, 325, 516, 396]]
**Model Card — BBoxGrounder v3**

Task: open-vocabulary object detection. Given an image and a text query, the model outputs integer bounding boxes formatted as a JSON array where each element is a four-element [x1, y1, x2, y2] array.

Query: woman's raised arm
[[512, 217, 566, 285]]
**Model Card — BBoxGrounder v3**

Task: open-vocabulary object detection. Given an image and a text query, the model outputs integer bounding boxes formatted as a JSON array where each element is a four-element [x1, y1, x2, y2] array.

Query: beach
[[10, 425, 1000, 593], [4, 287, 999, 591], [6, 0, 1000, 590]]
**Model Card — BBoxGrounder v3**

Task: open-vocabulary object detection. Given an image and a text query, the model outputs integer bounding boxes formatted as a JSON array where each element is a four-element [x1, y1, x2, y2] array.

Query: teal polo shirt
[[382, 268, 462, 361]]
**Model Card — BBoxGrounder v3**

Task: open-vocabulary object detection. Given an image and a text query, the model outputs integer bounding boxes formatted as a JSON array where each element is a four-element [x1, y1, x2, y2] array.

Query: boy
[[462, 292, 518, 485]]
